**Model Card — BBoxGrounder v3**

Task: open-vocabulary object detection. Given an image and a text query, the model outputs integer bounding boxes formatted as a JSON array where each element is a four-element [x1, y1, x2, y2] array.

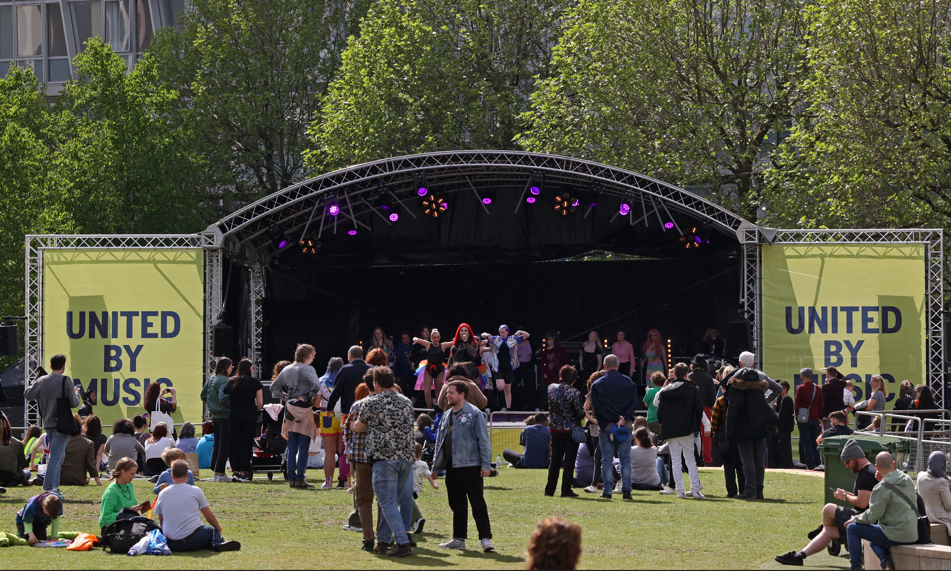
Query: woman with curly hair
[[525, 517, 582, 570], [641, 329, 666, 386]]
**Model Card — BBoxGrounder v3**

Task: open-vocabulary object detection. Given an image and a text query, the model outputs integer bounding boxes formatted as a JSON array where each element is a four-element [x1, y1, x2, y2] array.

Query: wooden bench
[[863, 540, 951, 570]]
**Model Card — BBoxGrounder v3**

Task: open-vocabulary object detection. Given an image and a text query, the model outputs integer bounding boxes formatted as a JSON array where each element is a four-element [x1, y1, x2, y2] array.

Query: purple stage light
[[380, 205, 390, 210], [530, 186, 541, 195], [278, 240, 288, 249], [664, 222, 674, 229], [348, 230, 357, 236], [619, 202, 631, 215], [328, 204, 340, 216], [482, 197, 492, 205], [571, 199, 580, 207], [526, 197, 536, 204], [589, 201, 599, 207], [389, 213, 399, 222], [695, 236, 702, 244], [417, 187, 428, 196]]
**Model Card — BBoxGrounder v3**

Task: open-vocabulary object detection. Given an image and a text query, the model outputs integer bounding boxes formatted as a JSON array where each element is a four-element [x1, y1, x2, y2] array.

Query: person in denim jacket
[[433, 381, 495, 553]]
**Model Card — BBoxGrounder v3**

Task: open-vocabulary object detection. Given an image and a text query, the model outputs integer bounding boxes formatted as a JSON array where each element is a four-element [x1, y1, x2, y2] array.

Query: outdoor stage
[[20, 151, 946, 426]]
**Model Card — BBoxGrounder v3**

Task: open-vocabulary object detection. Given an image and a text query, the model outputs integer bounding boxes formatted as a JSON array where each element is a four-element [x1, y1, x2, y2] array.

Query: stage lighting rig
[[299, 234, 320, 254], [529, 173, 544, 197], [421, 193, 448, 218], [619, 200, 632, 215], [680, 227, 703, 249], [269, 229, 290, 251], [479, 189, 497, 206], [325, 193, 340, 217], [414, 174, 430, 197], [553, 192, 577, 216]]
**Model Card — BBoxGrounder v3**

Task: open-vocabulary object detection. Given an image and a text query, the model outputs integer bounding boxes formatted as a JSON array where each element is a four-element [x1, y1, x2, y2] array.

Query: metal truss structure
[[739, 227, 945, 409], [23, 153, 946, 422]]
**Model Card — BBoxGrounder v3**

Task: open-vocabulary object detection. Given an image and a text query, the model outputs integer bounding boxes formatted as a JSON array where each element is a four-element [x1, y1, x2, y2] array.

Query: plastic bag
[[65, 533, 98, 551], [127, 529, 170, 556]]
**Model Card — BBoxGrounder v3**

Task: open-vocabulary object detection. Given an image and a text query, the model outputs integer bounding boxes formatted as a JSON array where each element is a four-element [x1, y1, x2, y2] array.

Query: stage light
[[582, 184, 601, 209], [664, 222, 674, 229], [554, 193, 577, 216], [269, 229, 290, 251], [526, 196, 536, 204], [529, 173, 544, 196], [379, 192, 395, 212], [421, 193, 448, 218], [325, 193, 340, 216], [680, 227, 702, 249], [480, 189, 497, 206], [619, 200, 631, 215], [414, 174, 429, 197], [298, 234, 320, 254], [388, 212, 400, 222], [348, 229, 358, 236]]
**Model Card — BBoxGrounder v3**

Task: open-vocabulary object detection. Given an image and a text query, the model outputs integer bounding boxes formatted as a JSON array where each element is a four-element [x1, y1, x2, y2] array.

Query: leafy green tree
[[309, 0, 572, 170], [150, 0, 372, 204], [764, 0, 951, 230], [519, 0, 807, 217]]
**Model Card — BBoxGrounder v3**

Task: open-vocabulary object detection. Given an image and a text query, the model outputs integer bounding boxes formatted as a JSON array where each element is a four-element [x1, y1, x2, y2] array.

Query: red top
[[794, 381, 825, 420]]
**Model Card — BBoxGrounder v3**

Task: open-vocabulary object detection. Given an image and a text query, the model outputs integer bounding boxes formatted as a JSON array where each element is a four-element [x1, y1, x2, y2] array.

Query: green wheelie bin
[[820, 434, 910, 508]]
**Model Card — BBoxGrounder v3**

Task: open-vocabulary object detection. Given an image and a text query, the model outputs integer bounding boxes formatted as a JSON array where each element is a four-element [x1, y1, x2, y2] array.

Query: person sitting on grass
[[816, 410, 853, 445], [175, 422, 200, 454], [525, 517, 582, 571], [503, 414, 550, 469], [104, 418, 146, 473], [630, 428, 663, 491], [99, 457, 151, 535], [154, 459, 241, 552], [144, 423, 174, 477], [0, 414, 31, 489], [774, 439, 876, 566], [153, 448, 195, 494], [15, 491, 61, 544]]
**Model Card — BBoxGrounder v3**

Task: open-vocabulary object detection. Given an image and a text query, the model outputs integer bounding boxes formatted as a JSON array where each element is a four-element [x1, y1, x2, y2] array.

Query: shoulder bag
[[880, 481, 932, 545], [558, 384, 586, 443], [796, 384, 817, 424], [149, 391, 175, 432], [56, 378, 79, 435]]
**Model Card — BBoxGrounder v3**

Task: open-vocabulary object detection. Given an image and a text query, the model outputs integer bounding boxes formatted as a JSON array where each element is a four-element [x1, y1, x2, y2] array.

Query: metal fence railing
[[853, 409, 950, 473]]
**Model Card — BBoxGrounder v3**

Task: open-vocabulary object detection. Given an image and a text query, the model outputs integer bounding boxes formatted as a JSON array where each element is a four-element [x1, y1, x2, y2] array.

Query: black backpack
[[101, 509, 162, 554]]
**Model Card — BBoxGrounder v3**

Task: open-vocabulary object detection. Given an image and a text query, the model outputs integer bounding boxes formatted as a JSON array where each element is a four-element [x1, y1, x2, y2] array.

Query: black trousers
[[445, 466, 492, 540], [546, 432, 579, 496], [211, 418, 230, 473], [228, 417, 256, 474], [777, 430, 793, 469], [16, 521, 47, 540], [722, 449, 746, 497]]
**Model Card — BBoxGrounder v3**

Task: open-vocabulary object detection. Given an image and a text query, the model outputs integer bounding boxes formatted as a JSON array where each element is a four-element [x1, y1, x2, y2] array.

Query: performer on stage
[[482, 326, 531, 411], [641, 329, 666, 386], [447, 324, 489, 388], [413, 329, 451, 410], [370, 327, 395, 364], [536, 332, 568, 395], [702, 328, 724, 358], [611, 328, 636, 379], [578, 331, 603, 393]]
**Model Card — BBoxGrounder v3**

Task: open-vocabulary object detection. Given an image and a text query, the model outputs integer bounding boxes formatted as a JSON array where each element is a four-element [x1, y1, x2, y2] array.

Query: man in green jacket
[[844, 451, 920, 571]]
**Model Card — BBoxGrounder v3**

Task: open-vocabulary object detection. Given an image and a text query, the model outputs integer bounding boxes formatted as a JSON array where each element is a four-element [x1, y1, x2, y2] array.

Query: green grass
[[0, 468, 836, 569]]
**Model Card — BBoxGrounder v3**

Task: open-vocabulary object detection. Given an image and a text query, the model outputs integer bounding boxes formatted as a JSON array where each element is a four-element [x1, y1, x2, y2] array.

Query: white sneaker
[[659, 487, 677, 495], [320, 480, 333, 490], [692, 491, 706, 499], [481, 538, 495, 553], [698, 481, 704, 491], [677, 491, 686, 499], [342, 524, 362, 532], [584, 486, 599, 494], [614, 482, 622, 493], [439, 538, 466, 550]]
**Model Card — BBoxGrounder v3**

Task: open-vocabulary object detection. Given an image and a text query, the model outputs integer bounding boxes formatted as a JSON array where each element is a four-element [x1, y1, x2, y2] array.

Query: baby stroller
[[250, 403, 287, 481]]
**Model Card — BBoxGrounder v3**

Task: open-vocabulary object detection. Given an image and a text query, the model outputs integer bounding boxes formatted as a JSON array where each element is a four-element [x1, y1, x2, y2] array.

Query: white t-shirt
[[154, 483, 210, 541], [843, 389, 855, 408], [630, 445, 661, 487], [145, 437, 174, 460], [413, 460, 431, 496]]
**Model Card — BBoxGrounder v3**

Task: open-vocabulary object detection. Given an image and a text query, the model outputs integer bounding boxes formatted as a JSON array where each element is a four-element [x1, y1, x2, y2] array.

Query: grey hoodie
[[24, 373, 81, 429]]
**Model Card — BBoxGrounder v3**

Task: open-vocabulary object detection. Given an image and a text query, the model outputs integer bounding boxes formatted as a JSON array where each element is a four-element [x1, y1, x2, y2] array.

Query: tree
[[308, 0, 572, 170], [764, 0, 951, 230], [54, 39, 210, 233], [519, 0, 807, 217], [150, 0, 372, 205]]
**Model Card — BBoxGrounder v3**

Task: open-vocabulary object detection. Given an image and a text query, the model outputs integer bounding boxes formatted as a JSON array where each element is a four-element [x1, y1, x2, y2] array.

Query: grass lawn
[[0, 467, 840, 569]]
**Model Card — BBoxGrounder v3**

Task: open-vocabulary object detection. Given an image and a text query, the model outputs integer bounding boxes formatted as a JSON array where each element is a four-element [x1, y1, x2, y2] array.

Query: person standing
[[223, 359, 263, 483], [315, 357, 348, 490], [917, 451, 951, 537], [345, 373, 376, 551], [702, 328, 724, 358], [726, 367, 778, 499], [545, 366, 585, 498], [688, 355, 716, 466], [640, 329, 666, 386], [775, 381, 795, 469], [353, 367, 416, 558], [393, 332, 416, 401], [326, 346, 372, 421], [412, 331, 452, 410], [271, 344, 321, 490], [433, 380, 495, 553], [611, 328, 636, 379], [795, 368, 824, 470], [537, 332, 568, 408], [711, 380, 745, 498], [655, 362, 707, 499], [820, 366, 847, 430], [578, 331, 603, 394], [589, 355, 638, 500], [514, 333, 536, 411], [482, 326, 530, 411], [23, 354, 80, 493], [201, 357, 232, 483]]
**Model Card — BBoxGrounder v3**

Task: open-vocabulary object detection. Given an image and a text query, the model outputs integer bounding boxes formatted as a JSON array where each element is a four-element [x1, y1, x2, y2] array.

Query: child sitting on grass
[[153, 448, 195, 494], [15, 491, 62, 545]]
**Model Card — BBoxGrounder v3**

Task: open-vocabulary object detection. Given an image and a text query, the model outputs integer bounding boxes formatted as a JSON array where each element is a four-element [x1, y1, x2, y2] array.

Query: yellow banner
[[762, 244, 926, 405], [43, 249, 204, 427]]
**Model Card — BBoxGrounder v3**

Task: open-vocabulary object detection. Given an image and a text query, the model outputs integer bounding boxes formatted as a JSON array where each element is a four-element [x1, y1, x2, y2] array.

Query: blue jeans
[[797, 420, 821, 468], [166, 524, 223, 552], [598, 430, 631, 493], [846, 523, 909, 570], [286, 431, 310, 481], [43, 429, 70, 491], [656, 457, 669, 486], [372, 460, 413, 545]]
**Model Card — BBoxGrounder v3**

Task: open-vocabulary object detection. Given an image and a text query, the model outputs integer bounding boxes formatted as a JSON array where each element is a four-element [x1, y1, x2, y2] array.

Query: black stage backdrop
[[257, 254, 742, 374]]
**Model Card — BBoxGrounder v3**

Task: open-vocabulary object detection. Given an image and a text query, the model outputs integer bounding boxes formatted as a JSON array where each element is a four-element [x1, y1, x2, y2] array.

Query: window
[[156, 0, 183, 29], [16, 5, 42, 57], [104, 0, 129, 52], [47, 3, 67, 56], [0, 5, 13, 60], [135, 0, 149, 51], [69, 0, 102, 54]]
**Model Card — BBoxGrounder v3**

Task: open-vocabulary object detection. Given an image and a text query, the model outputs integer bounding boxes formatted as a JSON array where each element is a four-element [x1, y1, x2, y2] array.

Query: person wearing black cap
[[774, 439, 876, 566], [688, 355, 715, 466]]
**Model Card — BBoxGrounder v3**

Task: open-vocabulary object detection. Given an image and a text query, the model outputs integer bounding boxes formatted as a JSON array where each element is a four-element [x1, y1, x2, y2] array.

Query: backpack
[[101, 509, 162, 554]]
